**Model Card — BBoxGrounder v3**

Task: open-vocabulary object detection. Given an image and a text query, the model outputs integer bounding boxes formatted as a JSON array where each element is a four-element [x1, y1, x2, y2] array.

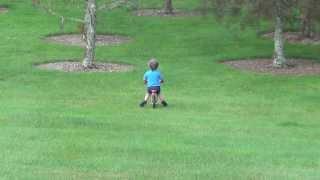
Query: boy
[[140, 58, 168, 107]]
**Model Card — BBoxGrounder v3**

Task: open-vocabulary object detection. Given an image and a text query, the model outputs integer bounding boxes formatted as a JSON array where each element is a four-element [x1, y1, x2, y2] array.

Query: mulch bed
[[134, 9, 201, 17], [222, 59, 320, 75], [45, 34, 131, 47], [0, 6, 8, 13], [262, 32, 320, 45], [36, 61, 134, 73]]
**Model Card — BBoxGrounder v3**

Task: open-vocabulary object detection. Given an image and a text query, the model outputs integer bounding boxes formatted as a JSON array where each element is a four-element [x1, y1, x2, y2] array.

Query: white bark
[[273, 0, 286, 68], [83, 0, 97, 68]]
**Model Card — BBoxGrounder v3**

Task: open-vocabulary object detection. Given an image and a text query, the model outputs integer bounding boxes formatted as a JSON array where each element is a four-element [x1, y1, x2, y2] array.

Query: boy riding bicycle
[[139, 58, 168, 107]]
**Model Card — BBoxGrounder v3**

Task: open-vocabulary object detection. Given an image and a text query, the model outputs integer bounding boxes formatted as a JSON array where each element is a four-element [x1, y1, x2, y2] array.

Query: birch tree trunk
[[164, 0, 173, 14], [273, 0, 286, 68], [83, 0, 97, 68]]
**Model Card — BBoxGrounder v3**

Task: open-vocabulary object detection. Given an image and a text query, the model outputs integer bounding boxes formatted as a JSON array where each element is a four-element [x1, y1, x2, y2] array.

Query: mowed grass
[[1, 0, 320, 179]]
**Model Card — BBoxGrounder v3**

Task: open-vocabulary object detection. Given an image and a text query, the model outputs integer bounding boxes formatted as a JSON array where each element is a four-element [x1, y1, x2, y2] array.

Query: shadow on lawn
[[278, 121, 304, 128]]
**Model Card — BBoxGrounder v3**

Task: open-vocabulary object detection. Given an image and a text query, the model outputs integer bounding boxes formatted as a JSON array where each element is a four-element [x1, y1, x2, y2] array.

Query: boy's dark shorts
[[148, 86, 161, 94]]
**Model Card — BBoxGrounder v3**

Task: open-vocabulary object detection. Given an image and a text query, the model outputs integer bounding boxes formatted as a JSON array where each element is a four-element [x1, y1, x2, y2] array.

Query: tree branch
[[98, 0, 128, 11], [35, 2, 84, 23]]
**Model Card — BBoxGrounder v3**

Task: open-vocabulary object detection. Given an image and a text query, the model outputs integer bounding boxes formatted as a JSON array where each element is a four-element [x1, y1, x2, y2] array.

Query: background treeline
[[202, 0, 320, 67], [205, 0, 320, 38], [33, 0, 320, 68]]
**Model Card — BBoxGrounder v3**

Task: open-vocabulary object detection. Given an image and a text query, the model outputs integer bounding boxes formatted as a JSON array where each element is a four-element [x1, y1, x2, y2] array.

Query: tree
[[207, 0, 245, 20], [34, 0, 129, 68], [273, 0, 286, 67], [298, 0, 320, 38], [164, 0, 173, 14], [209, 0, 295, 67], [82, 0, 96, 68]]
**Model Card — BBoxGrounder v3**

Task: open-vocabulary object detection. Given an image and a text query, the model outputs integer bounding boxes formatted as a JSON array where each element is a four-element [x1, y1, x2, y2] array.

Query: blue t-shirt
[[143, 70, 163, 87]]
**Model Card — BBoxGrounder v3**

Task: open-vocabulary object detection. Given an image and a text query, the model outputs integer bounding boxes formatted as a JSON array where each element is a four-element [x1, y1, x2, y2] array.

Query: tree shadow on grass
[[278, 121, 302, 128], [277, 121, 318, 129]]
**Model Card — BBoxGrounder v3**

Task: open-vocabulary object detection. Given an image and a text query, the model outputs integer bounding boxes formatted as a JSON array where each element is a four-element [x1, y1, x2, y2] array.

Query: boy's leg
[[144, 93, 150, 101], [140, 93, 149, 107], [158, 94, 168, 107]]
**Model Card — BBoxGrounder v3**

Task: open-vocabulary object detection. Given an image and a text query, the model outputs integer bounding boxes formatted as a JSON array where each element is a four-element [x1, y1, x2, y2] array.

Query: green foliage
[[286, 7, 301, 30], [208, 0, 320, 36], [34, 0, 134, 32]]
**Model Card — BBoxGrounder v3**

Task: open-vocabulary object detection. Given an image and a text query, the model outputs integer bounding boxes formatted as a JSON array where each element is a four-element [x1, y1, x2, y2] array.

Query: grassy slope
[[0, 0, 320, 179]]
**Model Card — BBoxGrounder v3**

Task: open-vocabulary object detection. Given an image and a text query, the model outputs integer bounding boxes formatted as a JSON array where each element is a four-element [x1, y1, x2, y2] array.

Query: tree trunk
[[301, 18, 313, 38], [300, 7, 313, 38], [32, 0, 39, 7], [83, 0, 97, 68], [301, 19, 312, 38], [273, 0, 286, 68], [200, 0, 209, 16], [164, 0, 173, 14]]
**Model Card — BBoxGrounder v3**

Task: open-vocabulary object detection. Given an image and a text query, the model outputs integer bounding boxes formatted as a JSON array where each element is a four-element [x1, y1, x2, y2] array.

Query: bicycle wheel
[[152, 94, 156, 108]]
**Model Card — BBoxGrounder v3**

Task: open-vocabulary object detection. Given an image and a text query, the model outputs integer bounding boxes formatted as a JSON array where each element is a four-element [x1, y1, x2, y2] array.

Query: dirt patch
[[223, 59, 320, 75], [134, 9, 201, 17], [0, 6, 8, 13], [262, 32, 320, 45], [45, 34, 131, 47], [36, 61, 134, 73]]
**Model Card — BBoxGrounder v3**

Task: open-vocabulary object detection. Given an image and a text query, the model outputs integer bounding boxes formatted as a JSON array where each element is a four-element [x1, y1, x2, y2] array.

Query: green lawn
[[1, 0, 320, 179]]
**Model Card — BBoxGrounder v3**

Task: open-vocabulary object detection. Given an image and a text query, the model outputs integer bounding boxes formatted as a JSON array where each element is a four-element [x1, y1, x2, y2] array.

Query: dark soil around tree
[[262, 32, 320, 45], [45, 34, 131, 47], [134, 9, 201, 17], [36, 61, 134, 73], [222, 59, 320, 75], [0, 6, 8, 13]]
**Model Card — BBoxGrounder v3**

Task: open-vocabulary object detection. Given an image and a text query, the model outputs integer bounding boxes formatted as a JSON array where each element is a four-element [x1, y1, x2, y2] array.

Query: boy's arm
[[143, 72, 148, 84], [160, 73, 164, 83]]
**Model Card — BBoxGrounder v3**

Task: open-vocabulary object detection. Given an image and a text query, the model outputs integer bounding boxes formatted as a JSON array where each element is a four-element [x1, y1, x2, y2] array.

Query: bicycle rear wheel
[[152, 94, 156, 108]]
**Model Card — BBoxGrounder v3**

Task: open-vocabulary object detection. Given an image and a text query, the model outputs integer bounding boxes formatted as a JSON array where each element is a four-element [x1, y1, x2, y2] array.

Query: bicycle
[[150, 89, 159, 109]]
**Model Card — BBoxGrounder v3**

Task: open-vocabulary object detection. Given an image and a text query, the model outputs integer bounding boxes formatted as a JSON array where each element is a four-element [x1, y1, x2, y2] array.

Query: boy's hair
[[148, 58, 159, 70]]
